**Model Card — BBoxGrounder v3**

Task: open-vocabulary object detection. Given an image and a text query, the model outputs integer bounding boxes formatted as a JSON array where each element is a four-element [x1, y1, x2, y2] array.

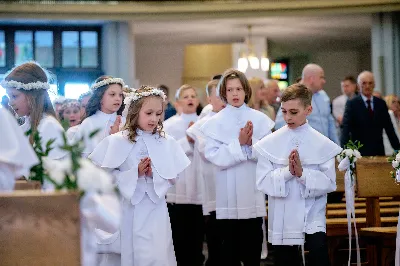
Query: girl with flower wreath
[[89, 85, 190, 265], [73, 75, 125, 157], [3, 61, 67, 161]]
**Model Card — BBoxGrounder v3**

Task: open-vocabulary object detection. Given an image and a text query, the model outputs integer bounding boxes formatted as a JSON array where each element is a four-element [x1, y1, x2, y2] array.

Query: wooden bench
[[14, 180, 41, 190], [355, 157, 399, 266], [327, 201, 400, 210], [0, 191, 81, 265], [327, 207, 399, 218]]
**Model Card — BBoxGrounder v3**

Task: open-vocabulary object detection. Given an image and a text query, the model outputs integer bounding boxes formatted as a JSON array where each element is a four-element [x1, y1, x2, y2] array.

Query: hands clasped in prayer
[[187, 121, 195, 144], [239, 121, 253, 146], [138, 157, 153, 177], [289, 149, 303, 177]]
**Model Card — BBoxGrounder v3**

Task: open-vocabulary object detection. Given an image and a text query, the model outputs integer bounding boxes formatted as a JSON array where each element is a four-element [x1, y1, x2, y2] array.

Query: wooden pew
[[0, 191, 81, 265], [355, 157, 399, 266], [14, 180, 41, 190]]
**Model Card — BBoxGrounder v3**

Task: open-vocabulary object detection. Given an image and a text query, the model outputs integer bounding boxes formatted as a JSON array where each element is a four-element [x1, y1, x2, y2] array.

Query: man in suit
[[341, 71, 400, 156]]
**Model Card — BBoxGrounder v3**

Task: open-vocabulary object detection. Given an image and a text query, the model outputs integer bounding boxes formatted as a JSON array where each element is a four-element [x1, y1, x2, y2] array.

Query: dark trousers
[[218, 217, 263, 266], [274, 232, 330, 266], [167, 203, 205, 266], [204, 211, 222, 266]]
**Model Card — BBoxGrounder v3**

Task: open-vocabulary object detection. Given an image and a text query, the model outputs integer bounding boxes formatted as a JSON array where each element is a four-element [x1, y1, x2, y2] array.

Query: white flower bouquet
[[388, 151, 400, 181], [337, 140, 363, 183]]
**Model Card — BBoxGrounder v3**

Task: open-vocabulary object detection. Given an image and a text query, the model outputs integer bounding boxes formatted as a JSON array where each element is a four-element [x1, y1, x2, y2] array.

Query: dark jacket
[[341, 95, 400, 156]]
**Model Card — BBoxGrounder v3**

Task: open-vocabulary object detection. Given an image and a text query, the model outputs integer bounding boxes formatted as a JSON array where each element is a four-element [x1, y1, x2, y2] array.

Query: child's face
[[226, 78, 245, 107], [208, 86, 225, 113], [281, 99, 312, 129], [6, 88, 30, 117], [101, 84, 123, 114], [63, 106, 81, 127], [179, 88, 199, 114], [138, 97, 163, 132]]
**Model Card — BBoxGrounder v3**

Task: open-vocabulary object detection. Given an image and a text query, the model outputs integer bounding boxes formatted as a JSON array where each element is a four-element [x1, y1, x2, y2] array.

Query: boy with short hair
[[254, 83, 342, 266]]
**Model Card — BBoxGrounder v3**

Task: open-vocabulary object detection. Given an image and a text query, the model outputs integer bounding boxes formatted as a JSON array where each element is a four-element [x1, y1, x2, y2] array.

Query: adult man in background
[[263, 79, 280, 121], [275, 63, 339, 144], [158, 84, 177, 120], [341, 71, 400, 155]]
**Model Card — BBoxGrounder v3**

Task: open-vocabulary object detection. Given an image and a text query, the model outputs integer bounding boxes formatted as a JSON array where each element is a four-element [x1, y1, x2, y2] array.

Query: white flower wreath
[[90, 77, 125, 91], [0, 80, 50, 90], [122, 86, 166, 117]]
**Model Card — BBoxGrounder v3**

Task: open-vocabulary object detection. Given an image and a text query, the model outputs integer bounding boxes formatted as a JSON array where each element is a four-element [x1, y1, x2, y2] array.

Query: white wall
[[135, 39, 185, 100], [310, 50, 361, 98]]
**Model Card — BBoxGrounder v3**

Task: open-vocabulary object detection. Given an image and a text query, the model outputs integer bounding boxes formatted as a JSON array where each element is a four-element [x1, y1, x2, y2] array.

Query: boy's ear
[[306, 105, 313, 115]]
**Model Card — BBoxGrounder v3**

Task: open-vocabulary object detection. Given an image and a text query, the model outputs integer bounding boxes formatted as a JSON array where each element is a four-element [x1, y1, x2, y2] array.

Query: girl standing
[[89, 85, 190, 265], [74, 76, 125, 157], [3, 62, 67, 160]]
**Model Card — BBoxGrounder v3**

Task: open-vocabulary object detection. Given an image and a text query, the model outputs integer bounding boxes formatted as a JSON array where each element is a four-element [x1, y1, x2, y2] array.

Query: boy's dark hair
[[342, 75, 356, 84], [281, 83, 312, 107]]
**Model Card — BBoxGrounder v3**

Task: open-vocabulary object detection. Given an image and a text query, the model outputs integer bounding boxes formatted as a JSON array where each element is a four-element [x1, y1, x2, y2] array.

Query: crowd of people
[[1, 60, 399, 266]]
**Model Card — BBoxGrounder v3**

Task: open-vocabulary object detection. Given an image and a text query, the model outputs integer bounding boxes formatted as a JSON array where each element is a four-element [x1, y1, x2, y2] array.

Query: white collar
[[201, 104, 274, 144], [180, 112, 198, 122], [96, 110, 117, 119], [361, 93, 373, 102], [254, 123, 342, 165]]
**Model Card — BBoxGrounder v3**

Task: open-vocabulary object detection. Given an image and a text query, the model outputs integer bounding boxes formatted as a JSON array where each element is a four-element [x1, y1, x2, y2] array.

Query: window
[[64, 82, 89, 99], [35, 31, 53, 68], [81, 31, 98, 67], [0, 31, 5, 67], [15, 31, 33, 65], [62, 31, 79, 67]]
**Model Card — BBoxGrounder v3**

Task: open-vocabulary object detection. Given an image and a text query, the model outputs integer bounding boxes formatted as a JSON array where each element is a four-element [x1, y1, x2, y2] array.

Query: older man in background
[[341, 71, 400, 155], [275, 63, 339, 143], [263, 79, 280, 121]]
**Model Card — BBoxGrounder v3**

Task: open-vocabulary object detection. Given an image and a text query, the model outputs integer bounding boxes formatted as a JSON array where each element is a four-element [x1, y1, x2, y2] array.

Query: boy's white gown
[[0, 107, 38, 190], [89, 129, 190, 266], [200, 104, 274, 219], [254, 123, 342, 245], [186, 111, 217, 215], [74, 110, 125, 158], [164, 113, 202, 205]]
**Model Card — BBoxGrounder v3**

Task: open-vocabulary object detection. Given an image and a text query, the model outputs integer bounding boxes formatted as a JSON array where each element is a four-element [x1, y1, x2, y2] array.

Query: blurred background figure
[[383, 94, 400, 155], [78, 91, 92, 121], [264, 79, 281, 121], [158, 84, 177, 120], [332, 76, 358, 137]]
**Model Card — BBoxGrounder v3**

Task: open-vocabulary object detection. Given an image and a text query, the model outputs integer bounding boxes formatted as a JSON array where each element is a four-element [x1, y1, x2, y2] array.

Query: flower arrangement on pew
[[336, 140, 363, 266], [27, 129, 113, 194], [388, 150, 400, 182], [336, 140, 363, 183]]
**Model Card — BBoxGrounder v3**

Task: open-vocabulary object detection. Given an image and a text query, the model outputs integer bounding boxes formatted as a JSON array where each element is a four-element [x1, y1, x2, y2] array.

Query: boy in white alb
[[186, 79, 225, 266], [163, 84, 204, 266], [201, 69, 274, 265], [254, 83, 342, 266]]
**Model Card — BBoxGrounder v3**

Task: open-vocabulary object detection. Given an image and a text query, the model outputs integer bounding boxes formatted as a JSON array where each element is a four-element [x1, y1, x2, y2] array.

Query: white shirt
[[201, 104, 274, 219], [187, 111, 217, 214], [332, 94, 348, 120], [164, 112, 201, 204], [254, 122, 342, 245], [74, 110, 125, 158], [0, 107, 38, 190], [361, 93, 374, 111]]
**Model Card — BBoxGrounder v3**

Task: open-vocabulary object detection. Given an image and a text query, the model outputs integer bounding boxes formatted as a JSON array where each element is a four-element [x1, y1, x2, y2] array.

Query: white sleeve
[[177, 136, 194, 156], [204, 137, 247, 169], [0, 162, 17, 192], [297, 158, 336, 198], [256, 151, 293, 197]]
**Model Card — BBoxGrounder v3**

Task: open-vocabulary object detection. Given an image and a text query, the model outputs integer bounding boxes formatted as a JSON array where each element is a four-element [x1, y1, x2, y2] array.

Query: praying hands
[[289, 149, 303, 177], [239, 121, 253, 146]]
